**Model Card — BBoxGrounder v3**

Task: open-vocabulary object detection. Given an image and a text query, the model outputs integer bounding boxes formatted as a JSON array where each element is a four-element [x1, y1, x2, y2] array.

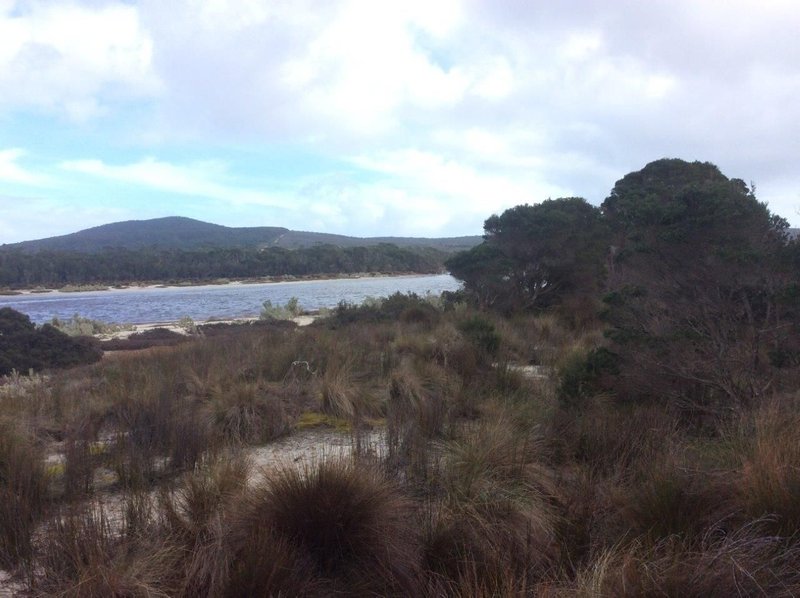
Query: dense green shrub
[[328, 292, 440, 327], [557, 347, 618, 408], [457, 315, 500, 357], [0, 307, 102, 375]]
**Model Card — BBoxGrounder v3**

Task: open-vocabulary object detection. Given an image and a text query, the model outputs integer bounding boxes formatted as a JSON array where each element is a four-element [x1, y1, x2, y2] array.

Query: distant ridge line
[[3, 216, 482, 254]]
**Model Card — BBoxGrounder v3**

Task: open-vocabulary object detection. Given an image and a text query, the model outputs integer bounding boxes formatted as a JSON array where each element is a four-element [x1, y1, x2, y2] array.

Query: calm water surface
[[0, 274, 461, 325]]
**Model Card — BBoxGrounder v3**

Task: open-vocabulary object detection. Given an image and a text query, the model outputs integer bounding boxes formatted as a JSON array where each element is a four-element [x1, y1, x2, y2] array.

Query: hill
[[2, 217, 482, 254]]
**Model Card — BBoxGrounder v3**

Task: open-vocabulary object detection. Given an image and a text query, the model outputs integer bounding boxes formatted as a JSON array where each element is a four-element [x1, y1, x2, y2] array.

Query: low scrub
[[0, 307, 102, 375]]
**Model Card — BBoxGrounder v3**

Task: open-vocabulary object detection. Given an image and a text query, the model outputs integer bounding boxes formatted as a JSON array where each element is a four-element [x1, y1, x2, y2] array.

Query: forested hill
[[2, 216, 482, 254]]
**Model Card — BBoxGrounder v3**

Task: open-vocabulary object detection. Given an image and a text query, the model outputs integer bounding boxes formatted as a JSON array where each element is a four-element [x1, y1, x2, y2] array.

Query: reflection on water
[[0, 274, 461, 325]]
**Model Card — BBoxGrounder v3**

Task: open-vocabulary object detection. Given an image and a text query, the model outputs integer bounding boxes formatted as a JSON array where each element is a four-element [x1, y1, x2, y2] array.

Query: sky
[[1, 0, 800, 244]]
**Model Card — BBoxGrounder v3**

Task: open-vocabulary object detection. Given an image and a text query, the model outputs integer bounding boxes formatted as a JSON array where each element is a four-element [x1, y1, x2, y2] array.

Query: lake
[[0, 274, 461, 325]]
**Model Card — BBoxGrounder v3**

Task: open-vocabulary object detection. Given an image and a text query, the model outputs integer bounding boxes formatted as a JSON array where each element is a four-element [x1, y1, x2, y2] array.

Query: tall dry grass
[[0, 422, 47, 571], [738, 394, 800, 536], [3, 302, 800, 595]]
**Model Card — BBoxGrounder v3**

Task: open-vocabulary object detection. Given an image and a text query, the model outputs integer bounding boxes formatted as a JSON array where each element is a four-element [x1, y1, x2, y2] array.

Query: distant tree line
[[0, 243, 446, 288], [447, 158, 800, 415]]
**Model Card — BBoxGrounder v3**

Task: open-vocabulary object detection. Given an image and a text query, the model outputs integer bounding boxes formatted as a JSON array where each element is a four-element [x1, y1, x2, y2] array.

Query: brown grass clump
[[160, 453, 251, 543], [35, 502, 183, 597], [225, 459, 421, 596], [160, 454, 252, 596], [108, 388, 216, 488], [738, 397, 800, 536], [561, 521, 800, 597], [549, 398, 677, 478], [423, 418, 560, 592], [319, 358, 362, 421], [209, 382, 292, 445], [0, 422, 47, 570], [618, 449, 731, 543]]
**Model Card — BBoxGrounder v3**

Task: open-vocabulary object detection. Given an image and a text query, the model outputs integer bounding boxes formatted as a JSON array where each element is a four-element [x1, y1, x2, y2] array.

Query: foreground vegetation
[[0, 292, 798, 595], [2, 158, 800, 595]]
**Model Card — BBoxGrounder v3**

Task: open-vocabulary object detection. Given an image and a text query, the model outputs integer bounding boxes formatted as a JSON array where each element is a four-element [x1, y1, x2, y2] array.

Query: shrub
[[260, 297, 302, 320], [328, 292, 441, 328], [49, 314, 125, 337], [557, 346, 618, 408], [99, 327, 189, 351], [457, 315, 500, 357], [0, 308, 102, 375]]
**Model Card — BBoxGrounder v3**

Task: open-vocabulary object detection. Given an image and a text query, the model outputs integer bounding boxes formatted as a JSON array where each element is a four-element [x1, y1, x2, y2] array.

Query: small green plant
[[177, 316, 198, 335], [260, 297, 303, 320], [50, 314, 123, 336]]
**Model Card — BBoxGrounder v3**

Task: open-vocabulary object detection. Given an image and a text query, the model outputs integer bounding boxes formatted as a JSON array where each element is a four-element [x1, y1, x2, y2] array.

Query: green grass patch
[[296, 411, 352, 431]]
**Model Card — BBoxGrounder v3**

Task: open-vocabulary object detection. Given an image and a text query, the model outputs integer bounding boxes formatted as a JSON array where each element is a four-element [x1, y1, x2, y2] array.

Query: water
[[0, 274, 461, 325]]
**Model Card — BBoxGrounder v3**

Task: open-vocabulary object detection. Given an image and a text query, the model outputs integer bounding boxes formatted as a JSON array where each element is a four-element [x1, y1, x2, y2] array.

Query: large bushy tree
[[601, 159, 793, 412], [447, 198, 607, 313], [447, 158, 800, 418]]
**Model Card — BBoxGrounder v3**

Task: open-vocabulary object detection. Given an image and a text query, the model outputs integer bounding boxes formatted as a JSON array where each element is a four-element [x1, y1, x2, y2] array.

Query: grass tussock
[[561, 521, 800, 598], [36, 503, 184, 598], [226, 459, 421, 596], [738, 396, 800, 536]]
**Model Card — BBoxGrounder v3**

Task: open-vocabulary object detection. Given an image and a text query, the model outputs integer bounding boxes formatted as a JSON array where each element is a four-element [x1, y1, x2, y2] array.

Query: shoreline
[[1, 271, 444, 296], [97, 314, 317, 342]]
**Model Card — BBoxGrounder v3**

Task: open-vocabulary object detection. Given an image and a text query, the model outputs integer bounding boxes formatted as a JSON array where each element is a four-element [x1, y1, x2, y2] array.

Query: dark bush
[[328, 292, 439, 327], [99, 327, 189, 351], [0, 307, 102, 375], [558, 347, 618, 408], [457, 315, 500, 357]]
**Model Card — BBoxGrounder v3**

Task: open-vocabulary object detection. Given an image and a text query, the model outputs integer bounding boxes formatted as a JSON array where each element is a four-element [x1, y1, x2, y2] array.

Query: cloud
[[3, 0, 800, 239], [0, 193, 129, 244], [0, 1, 159, 120], [0, 148, 50, 185], [61, 157, 294, 209]]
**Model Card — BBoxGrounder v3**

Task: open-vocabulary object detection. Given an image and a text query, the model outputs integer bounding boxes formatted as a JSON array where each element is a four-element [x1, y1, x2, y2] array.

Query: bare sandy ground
[[0, 425, 384, 593], [96, 314, 317, 341]]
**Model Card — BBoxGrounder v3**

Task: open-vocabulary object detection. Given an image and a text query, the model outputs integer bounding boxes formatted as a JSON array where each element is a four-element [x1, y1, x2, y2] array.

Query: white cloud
[[0, 1, 159, 120], [61, 157, 293, 209], [0, 148, 49, 185], [4, 0, 800, 240], [0, 193, 129, 244]]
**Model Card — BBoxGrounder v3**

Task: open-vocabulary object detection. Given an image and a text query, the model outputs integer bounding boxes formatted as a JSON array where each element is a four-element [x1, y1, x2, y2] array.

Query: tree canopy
[[0, 244, 446, 288], [447, 158, 800, 413], [446, 198, 607, 313]]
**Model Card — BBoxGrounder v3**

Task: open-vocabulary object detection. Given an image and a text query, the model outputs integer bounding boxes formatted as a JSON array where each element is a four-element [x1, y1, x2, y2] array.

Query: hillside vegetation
[[0, 243, 448, 288], [2, 216, 481, 253], [1, 159, 800, 595], [0, 217, 480, 288]]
